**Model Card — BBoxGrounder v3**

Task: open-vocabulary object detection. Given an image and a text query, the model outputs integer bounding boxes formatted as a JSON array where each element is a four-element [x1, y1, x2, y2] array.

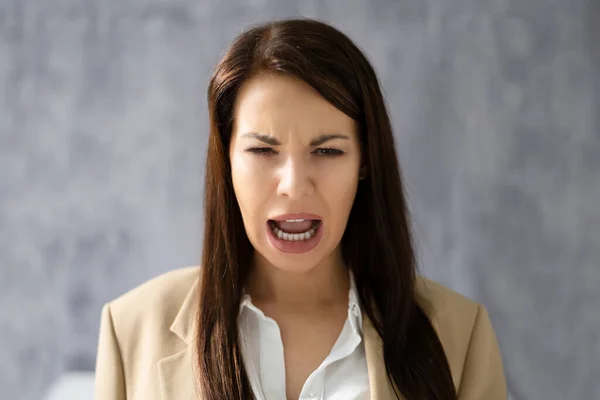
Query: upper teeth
[[285, 219, 306, 222]]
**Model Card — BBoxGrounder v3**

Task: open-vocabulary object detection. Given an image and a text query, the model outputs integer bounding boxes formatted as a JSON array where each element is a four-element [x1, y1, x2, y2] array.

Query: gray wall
[[1, 1, 598, 399]]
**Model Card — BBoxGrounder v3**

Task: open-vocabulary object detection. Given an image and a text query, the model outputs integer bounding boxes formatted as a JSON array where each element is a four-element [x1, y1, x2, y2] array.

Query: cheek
[[231, 153, 268, 218], [318, 161, 359, 219]]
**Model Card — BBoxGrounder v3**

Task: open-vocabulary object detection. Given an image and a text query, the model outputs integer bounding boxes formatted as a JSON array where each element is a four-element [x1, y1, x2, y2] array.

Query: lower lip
[[266, 221, 324, 254]]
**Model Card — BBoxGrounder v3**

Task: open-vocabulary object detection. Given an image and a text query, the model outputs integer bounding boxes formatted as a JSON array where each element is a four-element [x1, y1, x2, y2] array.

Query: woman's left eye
[[314, 147, 344, 156]]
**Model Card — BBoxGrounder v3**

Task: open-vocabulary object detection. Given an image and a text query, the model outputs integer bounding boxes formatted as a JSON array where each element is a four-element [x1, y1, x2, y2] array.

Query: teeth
[[272, 224, 317, 241], [285, 218, 306, 223]]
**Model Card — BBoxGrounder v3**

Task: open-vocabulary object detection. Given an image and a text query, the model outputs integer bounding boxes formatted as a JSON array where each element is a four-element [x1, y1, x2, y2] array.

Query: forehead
[[232, 74, 357, 137]]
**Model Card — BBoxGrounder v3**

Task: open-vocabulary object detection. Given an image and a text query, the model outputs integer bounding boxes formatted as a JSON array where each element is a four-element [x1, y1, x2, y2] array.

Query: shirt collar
[[348, 270, 363, 335]]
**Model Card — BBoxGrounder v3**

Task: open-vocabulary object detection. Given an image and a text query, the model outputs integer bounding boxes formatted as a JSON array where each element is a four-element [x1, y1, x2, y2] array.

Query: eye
[[246, 147, 277, 156], [313, 147, 344, 156]]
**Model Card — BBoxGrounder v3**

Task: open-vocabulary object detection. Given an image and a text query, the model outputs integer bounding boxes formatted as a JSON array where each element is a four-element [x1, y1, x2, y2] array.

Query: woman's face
[[229, 74, 362, 273]]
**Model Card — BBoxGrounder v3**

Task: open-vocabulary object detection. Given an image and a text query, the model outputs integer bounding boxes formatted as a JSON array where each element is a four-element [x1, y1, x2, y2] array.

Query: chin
[[261, 248, 323, 273]]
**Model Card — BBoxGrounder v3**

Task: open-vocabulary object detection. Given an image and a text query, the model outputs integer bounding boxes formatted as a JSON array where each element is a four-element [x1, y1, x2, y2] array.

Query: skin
[[229, 73, 362, 399]]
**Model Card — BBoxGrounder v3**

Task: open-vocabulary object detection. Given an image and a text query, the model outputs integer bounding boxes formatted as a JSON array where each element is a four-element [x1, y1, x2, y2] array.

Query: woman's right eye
[[246, 147, 277, 156]]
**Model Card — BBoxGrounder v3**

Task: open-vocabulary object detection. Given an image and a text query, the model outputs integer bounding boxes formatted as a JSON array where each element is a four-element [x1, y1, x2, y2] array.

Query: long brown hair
[[196, 18, 456, 400]]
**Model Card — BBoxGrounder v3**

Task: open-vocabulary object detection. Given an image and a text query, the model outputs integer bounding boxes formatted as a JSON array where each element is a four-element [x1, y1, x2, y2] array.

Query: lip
[[269, 212, 323, 221]]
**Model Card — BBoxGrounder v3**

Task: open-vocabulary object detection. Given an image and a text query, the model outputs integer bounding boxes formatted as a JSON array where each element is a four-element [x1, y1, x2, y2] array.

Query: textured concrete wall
[[1, 1, 598, 399]]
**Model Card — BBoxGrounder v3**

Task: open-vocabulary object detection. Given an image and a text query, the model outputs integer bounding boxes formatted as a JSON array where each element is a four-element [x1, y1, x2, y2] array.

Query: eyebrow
[[241, 132, 350, 146]]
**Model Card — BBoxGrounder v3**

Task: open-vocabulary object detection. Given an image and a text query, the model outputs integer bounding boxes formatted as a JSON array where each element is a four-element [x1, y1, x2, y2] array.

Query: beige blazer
[[94, 266, 506, 400]]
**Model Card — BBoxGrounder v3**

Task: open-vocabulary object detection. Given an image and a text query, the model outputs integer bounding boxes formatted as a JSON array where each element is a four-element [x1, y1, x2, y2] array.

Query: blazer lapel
[[158, 276, 200, 400], [158, 345, 197, 400], [363, 312, 402, 400]]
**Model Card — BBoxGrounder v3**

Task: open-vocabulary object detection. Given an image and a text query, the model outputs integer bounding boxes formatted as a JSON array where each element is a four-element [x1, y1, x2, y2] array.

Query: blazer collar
[[169, 275, 200, 345], [159, 275, 399, 399]]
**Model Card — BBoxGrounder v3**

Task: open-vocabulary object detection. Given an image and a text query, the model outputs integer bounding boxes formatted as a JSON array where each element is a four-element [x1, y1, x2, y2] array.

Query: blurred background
[[1, 0, 599, 399]]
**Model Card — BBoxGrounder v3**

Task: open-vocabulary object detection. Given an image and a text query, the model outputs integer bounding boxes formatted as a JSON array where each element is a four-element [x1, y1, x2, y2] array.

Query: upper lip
[[269, 212, 323, 221]]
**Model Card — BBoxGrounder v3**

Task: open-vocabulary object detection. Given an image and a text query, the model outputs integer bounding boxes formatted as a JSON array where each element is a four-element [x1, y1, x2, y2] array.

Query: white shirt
[[238, 273, 371, 400]]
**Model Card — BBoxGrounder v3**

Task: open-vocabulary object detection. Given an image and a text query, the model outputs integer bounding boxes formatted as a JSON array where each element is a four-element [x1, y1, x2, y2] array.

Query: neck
[[246, 249, 350, 307]]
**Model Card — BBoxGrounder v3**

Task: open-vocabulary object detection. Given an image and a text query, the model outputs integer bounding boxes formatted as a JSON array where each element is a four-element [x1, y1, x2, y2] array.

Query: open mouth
[[268, 219, 322, 241]]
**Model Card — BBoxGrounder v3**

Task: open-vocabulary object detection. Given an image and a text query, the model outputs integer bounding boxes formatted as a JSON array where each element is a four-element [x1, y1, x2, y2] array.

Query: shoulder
[[415, 276, 480, 329], [96, 267, 201, 397], [105, 266, 200, 353], [415, 276, 481, 351], [415, 276, 504, 391]]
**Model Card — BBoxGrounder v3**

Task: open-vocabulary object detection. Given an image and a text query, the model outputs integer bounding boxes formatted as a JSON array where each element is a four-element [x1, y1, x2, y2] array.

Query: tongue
[[274, 220, 314, 233]]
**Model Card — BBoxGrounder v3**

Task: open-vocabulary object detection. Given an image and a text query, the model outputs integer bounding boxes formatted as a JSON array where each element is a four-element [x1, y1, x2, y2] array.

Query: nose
[[276, 156, 314, 199]]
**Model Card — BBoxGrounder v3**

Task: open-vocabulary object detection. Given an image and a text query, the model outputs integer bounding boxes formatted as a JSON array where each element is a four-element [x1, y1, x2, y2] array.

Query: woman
[[94, 18, 506, 400]]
